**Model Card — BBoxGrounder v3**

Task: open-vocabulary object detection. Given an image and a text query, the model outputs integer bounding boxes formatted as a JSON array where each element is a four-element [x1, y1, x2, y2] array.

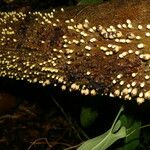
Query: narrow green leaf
[[112, 120, 122, 133]]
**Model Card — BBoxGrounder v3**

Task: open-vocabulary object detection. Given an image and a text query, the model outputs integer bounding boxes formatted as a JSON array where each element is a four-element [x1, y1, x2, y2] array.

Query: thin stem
[[126, 124, 150, 137]]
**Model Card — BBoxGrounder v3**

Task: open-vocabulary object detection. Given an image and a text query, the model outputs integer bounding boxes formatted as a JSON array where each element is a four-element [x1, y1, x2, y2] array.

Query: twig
[[64, 143, 82, 150], [50, 95, 89, 140], [27, 138, 52, 150], [0, 114, 20, 122]]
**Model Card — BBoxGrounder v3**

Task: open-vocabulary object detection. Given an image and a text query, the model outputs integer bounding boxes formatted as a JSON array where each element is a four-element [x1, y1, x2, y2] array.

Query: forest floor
[[0, 79, 85, 150], [0, 78, 149, 150]]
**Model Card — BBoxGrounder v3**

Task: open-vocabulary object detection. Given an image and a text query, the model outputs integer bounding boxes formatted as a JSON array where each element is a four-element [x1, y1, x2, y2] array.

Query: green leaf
[[80, 107, 98, 128], [78, 0, 103, 5], [78, 106, 127, 150], [117, 115, 141, 150], [78, 121, 126, 150]]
